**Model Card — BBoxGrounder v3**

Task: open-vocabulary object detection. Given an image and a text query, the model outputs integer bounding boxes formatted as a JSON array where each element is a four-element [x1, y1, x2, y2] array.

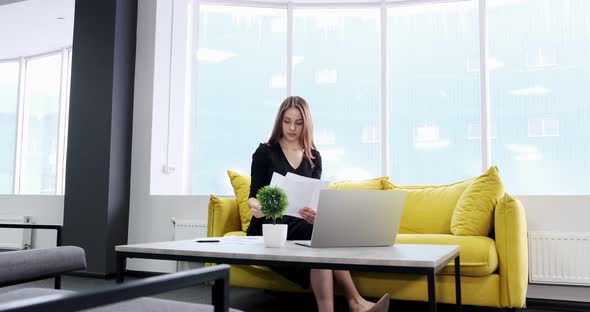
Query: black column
[[63, 0, 137, 277]]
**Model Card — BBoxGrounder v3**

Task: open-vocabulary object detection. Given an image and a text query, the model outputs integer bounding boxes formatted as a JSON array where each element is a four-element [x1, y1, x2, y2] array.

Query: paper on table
[[220, 236, 264, 245], [268, 172, 330, 218]]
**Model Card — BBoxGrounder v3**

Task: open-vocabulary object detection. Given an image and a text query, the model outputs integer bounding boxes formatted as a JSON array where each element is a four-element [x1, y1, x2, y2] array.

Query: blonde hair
[[268, 96, 317, 166]]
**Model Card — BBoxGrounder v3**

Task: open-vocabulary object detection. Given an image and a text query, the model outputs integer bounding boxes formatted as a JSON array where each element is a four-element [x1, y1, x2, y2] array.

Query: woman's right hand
[[248, 198, 263, 218]]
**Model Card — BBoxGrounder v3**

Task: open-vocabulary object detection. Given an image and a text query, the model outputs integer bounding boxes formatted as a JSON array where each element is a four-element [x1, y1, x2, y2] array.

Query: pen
[[196, 239, 220, 243]]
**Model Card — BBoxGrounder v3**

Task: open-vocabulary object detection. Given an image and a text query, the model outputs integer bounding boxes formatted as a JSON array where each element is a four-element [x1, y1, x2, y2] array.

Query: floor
[[0, 276, 579, 312]]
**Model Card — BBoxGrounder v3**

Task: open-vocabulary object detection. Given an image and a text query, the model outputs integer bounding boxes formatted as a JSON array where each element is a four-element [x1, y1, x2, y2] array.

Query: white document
[[219, 236, 264, 245], [268, 172, 330, 218]]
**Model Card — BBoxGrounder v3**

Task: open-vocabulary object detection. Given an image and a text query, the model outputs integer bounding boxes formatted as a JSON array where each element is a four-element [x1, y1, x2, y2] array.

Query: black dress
[[246, 142, 322, 288]]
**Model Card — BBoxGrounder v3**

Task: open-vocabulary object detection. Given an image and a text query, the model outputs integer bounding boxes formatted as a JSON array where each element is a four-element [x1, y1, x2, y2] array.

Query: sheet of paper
[[286, 172, 331, 210], [269, 172, 286, 188], [282, 178, 318, 217], [266, 172, 330, 218], [219, 236, 264, 245], [270, 172, 330, 218]]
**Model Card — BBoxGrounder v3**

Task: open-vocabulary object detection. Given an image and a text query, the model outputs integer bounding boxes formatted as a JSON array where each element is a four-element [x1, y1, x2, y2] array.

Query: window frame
[[161, 0, 486, 195], [0, 48, 72, 195], [153, 0, 586, 195]]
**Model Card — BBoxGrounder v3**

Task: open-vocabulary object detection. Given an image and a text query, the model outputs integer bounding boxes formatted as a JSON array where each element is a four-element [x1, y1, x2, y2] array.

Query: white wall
[[127, 0, 210, 273], [0, 195, 64, 247], [519, 195, 590, 232]]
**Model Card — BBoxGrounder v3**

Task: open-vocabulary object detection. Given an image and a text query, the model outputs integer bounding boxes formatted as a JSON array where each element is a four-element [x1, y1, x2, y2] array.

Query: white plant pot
[[262, 224, 288, 248]]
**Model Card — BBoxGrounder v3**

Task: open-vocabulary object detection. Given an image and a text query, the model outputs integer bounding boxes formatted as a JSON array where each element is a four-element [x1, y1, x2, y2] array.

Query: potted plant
[[257, 185, 288, 248]]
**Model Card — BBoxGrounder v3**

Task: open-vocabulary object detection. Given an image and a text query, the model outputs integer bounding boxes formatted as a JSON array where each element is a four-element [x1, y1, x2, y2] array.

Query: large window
[[193, 5, 287, 194], [20, 53, 62, 194], [156, 0, 590, 195], [0, 50, 71, 195], [388, 1, 481, 185], [488, 0, 590, 194], [0, 61, 19, 193], [293, 8, 381, 181]]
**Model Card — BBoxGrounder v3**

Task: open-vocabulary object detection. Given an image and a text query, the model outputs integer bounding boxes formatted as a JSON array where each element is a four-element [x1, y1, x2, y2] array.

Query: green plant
[[256, 186, 288, 224]]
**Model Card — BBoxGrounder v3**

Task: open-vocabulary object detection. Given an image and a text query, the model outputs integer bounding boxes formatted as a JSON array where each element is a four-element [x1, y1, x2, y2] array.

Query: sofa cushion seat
[[396, 234, 498, 277], [222, 232, 497, 277]]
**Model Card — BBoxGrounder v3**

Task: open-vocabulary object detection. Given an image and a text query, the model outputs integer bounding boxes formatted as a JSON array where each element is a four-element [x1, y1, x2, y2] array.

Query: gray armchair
[[0, 246, 86, 289], [0, 264, 237, 312], [0, 224, 240, 312], [0, 224, 85, 289]]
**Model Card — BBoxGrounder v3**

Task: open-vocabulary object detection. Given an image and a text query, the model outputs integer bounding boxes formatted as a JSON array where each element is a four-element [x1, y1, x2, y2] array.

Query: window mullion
[[287, 2, 293, 96], [55, 48, 69, 195], [380, 3, 388, 177], [479, 0, 491, 172], [13, 57, 27, 194]]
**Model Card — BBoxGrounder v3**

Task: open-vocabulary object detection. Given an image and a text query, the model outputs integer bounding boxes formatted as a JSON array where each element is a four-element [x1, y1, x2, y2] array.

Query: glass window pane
[[20, 54, 61, 194], [489, 0, 590, 194], [193, 5, 287, 195], [0, 61, 19, 194], [387, 1, 481, 185], [293, 8, 381, 181]]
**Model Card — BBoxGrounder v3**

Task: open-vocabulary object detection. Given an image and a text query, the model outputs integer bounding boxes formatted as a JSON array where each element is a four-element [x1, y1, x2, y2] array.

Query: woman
[[246, 96, 389, 312]]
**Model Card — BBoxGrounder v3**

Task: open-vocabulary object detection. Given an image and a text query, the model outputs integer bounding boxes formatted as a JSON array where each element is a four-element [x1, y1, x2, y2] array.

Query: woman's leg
[[332, 270, 374, 312], [310, 269, 334, 312]]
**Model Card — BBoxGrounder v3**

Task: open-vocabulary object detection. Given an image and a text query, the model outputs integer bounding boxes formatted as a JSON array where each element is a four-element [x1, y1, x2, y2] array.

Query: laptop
[[294, 189, 406, 248]]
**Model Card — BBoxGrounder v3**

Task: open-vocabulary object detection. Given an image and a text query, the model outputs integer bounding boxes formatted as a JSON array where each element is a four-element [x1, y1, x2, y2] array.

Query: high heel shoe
[[367, 293, 390, 312]]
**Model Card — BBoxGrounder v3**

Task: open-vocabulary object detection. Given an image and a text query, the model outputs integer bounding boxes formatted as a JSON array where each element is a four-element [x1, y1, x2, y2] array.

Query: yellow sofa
[[207, 169, 528, 309]]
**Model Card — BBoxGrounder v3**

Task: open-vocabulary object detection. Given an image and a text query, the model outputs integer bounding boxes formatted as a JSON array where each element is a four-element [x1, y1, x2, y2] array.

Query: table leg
[[212, 277, 229, 312], [116, 253, 126, 283], [455, 255, 462, 311], [428, 270, 437, 312], [54, 275, 61, 289]]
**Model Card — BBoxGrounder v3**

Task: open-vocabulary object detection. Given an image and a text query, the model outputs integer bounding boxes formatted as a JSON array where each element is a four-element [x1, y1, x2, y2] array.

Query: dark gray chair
[[0, 224, 85, 289], [0, 264, 239, 312], [0, 246, 86, 289]]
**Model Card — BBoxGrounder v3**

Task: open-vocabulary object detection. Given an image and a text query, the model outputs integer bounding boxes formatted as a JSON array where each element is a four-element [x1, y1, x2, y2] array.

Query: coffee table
[[116, 239, 461, 312]]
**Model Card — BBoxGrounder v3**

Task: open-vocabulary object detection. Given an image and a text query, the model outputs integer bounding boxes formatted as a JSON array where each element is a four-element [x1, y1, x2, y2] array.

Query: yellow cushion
[[451, 166, 505, 236], [207, 195, 241, 237], [383, 178, 474, 234], [328, 176, 389, 190], [395, 234, 498, 276], [227, 170, 253, 232]]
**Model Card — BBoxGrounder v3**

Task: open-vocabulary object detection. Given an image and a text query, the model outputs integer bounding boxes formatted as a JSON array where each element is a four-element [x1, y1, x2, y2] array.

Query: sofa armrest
[[494, 193, 528, 308], [207, 195, 241, 237]]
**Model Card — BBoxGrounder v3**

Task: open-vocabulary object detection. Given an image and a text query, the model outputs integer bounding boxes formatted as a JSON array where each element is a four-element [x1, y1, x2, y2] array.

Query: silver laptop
[[294, 189, 406, 248]]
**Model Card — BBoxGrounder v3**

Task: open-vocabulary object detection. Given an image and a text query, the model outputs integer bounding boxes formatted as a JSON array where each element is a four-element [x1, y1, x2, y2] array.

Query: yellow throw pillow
[[328, 176, 389, 190], [451, 166, 505, 236], [227, 170, 253, 232], [383, 178, 475, 234]]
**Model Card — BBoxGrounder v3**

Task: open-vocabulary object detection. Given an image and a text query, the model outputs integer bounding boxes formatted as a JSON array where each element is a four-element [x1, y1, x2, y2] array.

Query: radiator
[[171, 218, 208, 272], [0, 216, 32, 250], [528, 231, 590, 286]]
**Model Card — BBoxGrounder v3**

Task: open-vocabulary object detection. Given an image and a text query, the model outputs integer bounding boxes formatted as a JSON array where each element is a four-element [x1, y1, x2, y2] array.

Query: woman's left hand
[[299, 207, 316, 224]]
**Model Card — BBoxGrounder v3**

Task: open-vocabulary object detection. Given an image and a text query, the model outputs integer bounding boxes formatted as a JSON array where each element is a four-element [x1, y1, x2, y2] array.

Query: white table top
[[116, 237, 460, 271]]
